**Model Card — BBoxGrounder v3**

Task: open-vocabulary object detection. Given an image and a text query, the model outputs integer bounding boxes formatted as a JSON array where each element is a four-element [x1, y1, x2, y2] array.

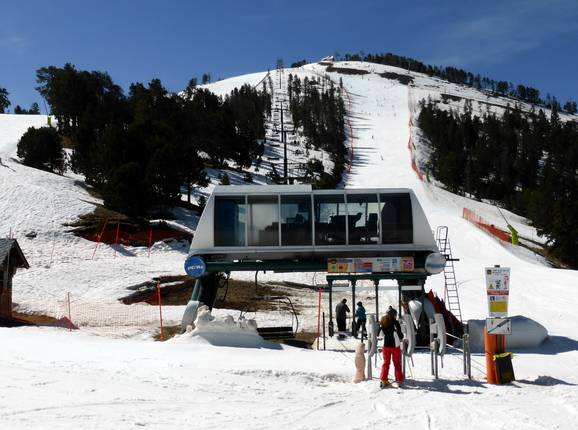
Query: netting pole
[[91, 218, 109, 260], [113, 222, 121, 258], [67, 292, 72, 331], [157, 281, 164, 341], [147, 227, 153, 258], [316, 287, 322, 350]]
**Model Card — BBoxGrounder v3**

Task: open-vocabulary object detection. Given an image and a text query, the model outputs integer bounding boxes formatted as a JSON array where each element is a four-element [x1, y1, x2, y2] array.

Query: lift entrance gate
[[324, 272, 428, 337]]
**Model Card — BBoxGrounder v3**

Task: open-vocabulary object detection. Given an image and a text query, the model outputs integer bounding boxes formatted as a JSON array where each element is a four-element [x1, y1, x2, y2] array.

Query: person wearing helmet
[[379, 306, 404, 388]]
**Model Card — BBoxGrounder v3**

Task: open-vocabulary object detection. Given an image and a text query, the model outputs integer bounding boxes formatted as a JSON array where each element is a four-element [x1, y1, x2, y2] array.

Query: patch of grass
[[65, 204, 128, 230], [326, 66, 370, 75], [122, 276, 283, 314], [215, 279, 281, 313], [153, 325, 182, 341], [379, 72, 413, 85], [441, 94, 462, 103], [12, 311, 59, 326]]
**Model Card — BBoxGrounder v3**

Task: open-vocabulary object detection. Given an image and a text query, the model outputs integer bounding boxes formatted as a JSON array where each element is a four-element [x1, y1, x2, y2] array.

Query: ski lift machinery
[[182, 185, 453, 353]]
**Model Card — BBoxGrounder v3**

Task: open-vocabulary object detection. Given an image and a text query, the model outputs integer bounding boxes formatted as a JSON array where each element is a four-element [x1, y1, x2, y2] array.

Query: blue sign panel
[[184, 255, 206, 278]]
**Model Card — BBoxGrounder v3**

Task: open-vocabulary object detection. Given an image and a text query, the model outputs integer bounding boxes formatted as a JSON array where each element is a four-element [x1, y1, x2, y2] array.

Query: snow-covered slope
[[205, 61, 578, 335], [0, 114, 51, 157], [1, 61, 577, 429], [0, 114, 190, 330]]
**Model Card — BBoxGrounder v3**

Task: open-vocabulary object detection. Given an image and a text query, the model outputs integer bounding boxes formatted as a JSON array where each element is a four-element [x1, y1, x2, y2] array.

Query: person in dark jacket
[[379, 306, 404, 387], [335, 298, 350, 335], [355, 301, 367, 339]]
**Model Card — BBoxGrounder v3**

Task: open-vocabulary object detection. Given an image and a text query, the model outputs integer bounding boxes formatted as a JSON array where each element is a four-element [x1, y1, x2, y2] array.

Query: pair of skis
[[380, 381, 403, 389]]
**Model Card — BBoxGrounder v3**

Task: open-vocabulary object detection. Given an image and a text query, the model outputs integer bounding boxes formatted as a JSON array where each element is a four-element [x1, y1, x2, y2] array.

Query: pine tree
[[0, 87, 10, 113], [17, 126, 65, 173], [29, 102, 40, 114]]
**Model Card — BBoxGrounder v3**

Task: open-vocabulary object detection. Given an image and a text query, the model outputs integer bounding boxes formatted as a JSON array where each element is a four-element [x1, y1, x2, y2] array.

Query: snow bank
[[467, 316, 548, 352], [171, 306, 280, 349]]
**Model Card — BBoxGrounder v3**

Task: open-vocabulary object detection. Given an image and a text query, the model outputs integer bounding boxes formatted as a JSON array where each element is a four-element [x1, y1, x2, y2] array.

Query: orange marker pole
[[67, 292, 72, 332], [485, 328, 505, 384], [147, 227, 153, 258], [157, 281, 164, 341], [113, 222, 121, 258], [91, 218, 109, 260]]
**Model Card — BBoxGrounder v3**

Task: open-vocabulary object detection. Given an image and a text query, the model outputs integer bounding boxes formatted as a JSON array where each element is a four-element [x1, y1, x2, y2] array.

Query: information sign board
[[327, 257, 415, 273], [485, 267, 510, 317]]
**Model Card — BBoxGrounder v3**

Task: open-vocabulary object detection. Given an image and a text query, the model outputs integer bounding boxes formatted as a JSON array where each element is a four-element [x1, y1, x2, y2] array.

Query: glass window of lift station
[[248, 195, 279, 246], [214, 196, 246, 246], [281, 195, 312, 246], [379, 193, 413, 244], [347, 194, 379, 245], [314, 194, 346, 245]]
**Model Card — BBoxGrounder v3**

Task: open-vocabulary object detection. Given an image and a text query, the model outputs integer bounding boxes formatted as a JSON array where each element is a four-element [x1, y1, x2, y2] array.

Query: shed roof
[[0, 239, 30, 269]]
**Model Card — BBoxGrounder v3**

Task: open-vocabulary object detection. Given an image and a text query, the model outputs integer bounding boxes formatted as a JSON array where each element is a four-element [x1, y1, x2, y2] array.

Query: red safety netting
[[408, 136, 424, 181], [407, 89, 424, 181], [462, 208, 511, 243], [85, 222, 191, 246]]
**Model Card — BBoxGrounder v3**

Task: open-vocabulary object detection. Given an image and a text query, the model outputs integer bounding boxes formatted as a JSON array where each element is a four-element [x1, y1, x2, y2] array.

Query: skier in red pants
[[379, 306, 404, 388]]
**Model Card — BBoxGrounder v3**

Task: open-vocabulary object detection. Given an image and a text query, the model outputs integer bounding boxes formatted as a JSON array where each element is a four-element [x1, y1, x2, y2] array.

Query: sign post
[[485, 266, 510, 317], [484, 266, 513, 384]]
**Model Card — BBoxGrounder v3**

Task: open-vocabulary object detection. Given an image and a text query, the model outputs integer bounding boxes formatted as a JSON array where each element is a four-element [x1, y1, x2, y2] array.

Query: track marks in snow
[[226, 368, 349, 385]]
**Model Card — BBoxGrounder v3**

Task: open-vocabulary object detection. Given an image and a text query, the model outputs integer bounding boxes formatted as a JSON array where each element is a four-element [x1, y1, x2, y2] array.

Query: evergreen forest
[[341, 52, 577, 114], [287, 74, 347, 188], [418, 100, 578, 267], [32, 64, 271, 217]]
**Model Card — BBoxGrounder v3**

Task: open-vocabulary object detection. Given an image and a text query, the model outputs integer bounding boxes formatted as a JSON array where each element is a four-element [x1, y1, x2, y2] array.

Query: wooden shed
[[0, 239, 30, 320]]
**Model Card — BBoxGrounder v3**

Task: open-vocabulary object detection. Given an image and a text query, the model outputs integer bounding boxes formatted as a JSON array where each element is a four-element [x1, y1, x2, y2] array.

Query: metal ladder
[[435, 226, 462, 322]]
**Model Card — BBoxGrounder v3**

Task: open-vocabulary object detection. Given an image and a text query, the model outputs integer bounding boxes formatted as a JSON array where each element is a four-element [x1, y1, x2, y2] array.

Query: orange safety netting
[[85, 222, 191, 246], [408, 138, 424, 181], [407, 95, 424, 182], [40, 293, 165, 337], [462, 208, 511, 243]]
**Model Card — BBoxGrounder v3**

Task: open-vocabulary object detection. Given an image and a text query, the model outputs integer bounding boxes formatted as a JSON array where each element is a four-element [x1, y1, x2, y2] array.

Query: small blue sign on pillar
[[184, 255, 206, 278]]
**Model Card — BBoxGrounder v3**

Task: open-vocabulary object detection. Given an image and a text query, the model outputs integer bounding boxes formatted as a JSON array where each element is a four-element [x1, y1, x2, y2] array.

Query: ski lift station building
[[184, 184, 446, 315]]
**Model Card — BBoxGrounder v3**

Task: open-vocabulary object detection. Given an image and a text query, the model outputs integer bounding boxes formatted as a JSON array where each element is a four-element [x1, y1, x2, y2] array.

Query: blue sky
[[1, 0, 577, 110]]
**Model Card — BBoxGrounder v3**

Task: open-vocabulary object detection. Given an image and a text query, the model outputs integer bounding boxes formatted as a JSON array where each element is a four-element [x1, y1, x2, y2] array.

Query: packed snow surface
[[1, 61, 578, 429]]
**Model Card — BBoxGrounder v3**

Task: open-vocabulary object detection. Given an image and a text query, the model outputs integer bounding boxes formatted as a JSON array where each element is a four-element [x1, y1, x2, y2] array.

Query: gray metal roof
[[0, 239, 30, 269]]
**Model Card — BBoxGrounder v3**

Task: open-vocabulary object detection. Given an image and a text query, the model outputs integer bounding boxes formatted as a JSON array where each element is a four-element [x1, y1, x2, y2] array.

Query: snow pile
[[172, 306, 277, 349], [468, 316, 549, 353]]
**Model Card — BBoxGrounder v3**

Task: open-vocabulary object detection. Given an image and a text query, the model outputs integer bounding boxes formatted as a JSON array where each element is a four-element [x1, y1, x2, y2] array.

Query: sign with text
[[485, 267, 510, 317], [184, 255, 206, 278], [327, 258, 354, 273], [327, 257, 414, 273]]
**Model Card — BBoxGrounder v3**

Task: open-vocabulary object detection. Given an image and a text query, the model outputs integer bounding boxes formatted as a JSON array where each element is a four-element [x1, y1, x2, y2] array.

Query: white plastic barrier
[[366, 314, 379, 380], [433, 313, 447, 356], [401, 314, 416, 357], [181, 300, 200, 331]]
